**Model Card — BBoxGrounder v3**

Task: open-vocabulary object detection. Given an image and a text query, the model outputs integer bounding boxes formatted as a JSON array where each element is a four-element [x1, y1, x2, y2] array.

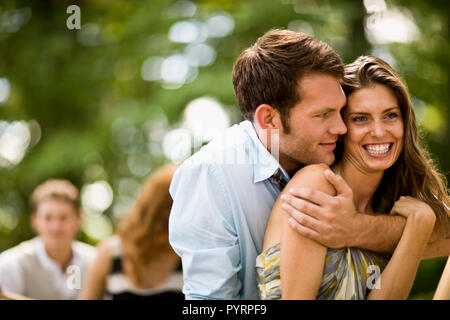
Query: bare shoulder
[[89, 237, 115, 274], [287, 163, 336, 196], [263, 164, 335, 251]]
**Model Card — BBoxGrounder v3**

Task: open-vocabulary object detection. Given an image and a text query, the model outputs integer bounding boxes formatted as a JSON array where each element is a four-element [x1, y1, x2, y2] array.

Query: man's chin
[[314, 153, 335, 166], [44, 237, 72, 247]]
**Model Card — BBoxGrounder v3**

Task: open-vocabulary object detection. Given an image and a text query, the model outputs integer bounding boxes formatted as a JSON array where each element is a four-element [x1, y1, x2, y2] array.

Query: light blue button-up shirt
[[169, 120, 290, 300]]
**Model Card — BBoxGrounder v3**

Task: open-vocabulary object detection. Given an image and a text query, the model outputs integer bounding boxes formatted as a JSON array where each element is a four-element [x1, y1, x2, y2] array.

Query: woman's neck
[[334, 159, 384, 213]]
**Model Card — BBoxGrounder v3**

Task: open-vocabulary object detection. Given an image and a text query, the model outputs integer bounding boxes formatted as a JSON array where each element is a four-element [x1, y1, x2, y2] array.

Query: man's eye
[[317, 112, 329, 118]]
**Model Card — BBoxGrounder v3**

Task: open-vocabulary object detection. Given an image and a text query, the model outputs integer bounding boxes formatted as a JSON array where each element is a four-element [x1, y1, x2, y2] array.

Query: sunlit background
[[0, 0, 448, 299]]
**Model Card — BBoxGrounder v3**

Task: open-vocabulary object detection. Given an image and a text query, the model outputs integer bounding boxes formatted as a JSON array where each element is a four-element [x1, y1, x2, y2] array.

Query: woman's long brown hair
[[340, 56, 450, 236], [116, 164, 179, 284]]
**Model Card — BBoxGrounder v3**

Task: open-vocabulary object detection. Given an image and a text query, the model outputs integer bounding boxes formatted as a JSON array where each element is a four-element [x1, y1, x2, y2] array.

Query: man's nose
[[49, 219, 63, 230], [330, 114, 347, 135]]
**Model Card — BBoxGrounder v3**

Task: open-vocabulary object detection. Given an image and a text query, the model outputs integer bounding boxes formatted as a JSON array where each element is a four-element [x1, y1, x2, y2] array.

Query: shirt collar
[[34, 236, 80, 274], [239, 120, 290, 184]]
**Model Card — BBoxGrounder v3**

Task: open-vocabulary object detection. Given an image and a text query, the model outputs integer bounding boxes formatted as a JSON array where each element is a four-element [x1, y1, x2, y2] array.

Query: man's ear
[[254, 104, 282, 131]]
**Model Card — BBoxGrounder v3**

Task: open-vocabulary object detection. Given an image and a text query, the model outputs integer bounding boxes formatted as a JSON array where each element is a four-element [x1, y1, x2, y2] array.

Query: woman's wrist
[[406, 208, 436, 235]]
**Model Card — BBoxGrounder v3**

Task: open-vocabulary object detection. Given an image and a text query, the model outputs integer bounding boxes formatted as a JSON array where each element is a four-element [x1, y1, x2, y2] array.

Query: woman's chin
[[363, 160, 395, 172]]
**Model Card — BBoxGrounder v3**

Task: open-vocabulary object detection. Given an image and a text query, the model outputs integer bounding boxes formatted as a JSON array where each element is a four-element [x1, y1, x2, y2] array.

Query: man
[[169, 29, 448, 300], [0, 179, 96, 299]]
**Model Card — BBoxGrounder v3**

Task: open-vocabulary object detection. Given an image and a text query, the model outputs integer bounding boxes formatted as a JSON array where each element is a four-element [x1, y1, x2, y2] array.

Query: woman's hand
[[368, 196, 436, 300], [390, 196, 436, 231]]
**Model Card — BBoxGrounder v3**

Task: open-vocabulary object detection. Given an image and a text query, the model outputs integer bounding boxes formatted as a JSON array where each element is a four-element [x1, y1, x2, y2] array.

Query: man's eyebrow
[[317, 107, 337, 113]]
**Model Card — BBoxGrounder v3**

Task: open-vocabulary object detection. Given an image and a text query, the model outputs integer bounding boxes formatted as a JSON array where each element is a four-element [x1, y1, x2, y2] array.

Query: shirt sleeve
[[0, 251, 25, 295], [169, 162, 241, 300]]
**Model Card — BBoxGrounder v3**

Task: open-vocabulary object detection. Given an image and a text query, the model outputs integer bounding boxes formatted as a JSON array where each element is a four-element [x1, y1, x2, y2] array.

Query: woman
[[256, 56, 450, 299], [433, 255, 450, 299], [79, 164, 183, 300], [0, 179, 96, 300]]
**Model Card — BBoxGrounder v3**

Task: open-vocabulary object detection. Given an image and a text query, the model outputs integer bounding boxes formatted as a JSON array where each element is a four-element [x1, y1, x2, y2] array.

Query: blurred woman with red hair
[[80, 164, 183, 300]]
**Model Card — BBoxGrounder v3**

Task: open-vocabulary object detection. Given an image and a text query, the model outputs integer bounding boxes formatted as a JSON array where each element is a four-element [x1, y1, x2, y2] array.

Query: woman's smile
[[362, 142, 393, 158]]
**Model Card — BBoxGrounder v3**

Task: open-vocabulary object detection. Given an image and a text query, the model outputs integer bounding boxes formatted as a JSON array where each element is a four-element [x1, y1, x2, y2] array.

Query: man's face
[[278, 73, 347, 173], [32, 198, 81, 249]]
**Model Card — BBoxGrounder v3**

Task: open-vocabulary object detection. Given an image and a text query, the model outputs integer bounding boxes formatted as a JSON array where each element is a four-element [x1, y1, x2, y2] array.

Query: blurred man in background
[[0, 179, 96, 299]]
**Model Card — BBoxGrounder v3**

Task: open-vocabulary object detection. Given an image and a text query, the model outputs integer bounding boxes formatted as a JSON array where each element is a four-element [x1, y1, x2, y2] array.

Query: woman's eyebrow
[[382, 106, 400, 113], [348, 106, 400, 115]]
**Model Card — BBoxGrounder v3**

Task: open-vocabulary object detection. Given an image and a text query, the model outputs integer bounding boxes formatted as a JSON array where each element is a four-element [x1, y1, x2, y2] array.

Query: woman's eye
[[352, 116, 367, 122], [386, 112, 399, 119]]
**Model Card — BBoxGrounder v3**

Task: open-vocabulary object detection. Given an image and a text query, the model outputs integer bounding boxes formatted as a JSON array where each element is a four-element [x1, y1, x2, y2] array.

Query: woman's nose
[[370, 121, 386, 137]]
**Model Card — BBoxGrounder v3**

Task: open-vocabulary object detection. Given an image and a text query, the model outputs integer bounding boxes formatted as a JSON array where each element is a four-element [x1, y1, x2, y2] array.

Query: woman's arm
[[367, 196, 436, 300], [433, 255, 450, 300], [78, 239, 112, 300], [278, 164, 336, 299]]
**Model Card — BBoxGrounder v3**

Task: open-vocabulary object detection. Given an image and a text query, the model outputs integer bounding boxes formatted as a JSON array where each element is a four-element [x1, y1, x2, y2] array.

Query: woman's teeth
[[364, 144, 391, 154]]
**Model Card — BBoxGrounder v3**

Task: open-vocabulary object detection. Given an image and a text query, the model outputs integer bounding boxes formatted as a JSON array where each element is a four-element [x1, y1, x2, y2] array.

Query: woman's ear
[[253, 104, 282, 131]]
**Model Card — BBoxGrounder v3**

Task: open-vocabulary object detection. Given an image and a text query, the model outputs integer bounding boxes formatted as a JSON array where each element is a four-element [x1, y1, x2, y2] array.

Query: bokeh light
[[365, 8, 419, 44], [81, 181, 114, 214], [0, 120, 31, 167], [162, 128, 192, 163], [0, 78, 11, 104], [206, 13, 235, 38], [81, 214, 113, 241], [183, 96, 230, 143]]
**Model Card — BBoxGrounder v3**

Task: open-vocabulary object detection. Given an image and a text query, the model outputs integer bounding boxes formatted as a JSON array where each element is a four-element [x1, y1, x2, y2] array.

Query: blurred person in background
[[79, 164, 183, 300], [0, 179, 96, 299]]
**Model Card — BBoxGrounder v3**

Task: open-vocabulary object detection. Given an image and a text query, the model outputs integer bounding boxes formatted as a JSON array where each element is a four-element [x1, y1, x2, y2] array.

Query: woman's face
[[342, 84, 404, 173]]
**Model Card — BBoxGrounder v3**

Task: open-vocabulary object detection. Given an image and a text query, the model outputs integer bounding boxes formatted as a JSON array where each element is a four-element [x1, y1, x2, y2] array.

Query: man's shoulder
[[0, 238, 37, 266], [178, 121, 262, 175], [189, 123, 252, 164], [170, 121, 265, 196]]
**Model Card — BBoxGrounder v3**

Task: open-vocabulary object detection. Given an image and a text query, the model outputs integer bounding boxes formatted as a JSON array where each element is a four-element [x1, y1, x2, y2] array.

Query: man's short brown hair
[[232, 29, 344, 131], [30, 179, 80, 215]]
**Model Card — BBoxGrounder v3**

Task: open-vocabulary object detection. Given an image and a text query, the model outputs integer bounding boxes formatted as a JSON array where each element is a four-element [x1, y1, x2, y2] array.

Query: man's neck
[[44, 243, 73, 272], [278, 153, 303, 177], [253, 122, 301, 177]]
